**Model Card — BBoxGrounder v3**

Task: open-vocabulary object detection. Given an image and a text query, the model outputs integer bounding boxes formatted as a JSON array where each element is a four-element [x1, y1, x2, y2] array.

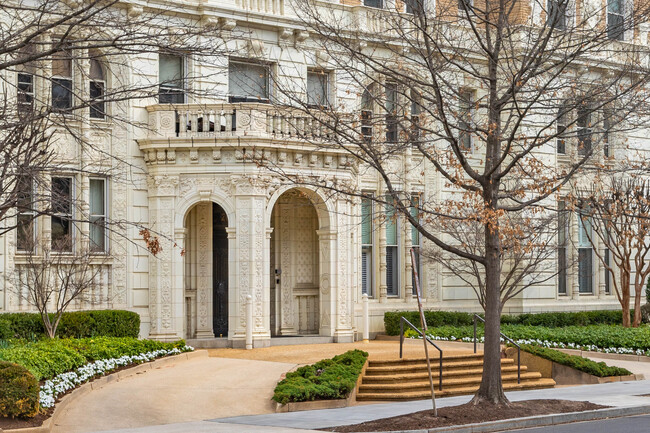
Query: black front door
[[212, 204, 228, 337]]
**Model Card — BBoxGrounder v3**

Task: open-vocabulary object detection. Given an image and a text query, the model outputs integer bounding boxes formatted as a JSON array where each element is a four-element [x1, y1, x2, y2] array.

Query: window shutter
[[362, 249, 370, 295]]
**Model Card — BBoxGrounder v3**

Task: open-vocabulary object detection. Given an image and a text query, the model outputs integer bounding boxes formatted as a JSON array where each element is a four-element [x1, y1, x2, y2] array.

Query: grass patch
[[273, 349, 368, 405], [519, 344, 632, 377]]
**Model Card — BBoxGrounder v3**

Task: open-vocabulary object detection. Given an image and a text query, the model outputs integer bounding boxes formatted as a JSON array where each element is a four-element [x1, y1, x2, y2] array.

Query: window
[[410, 94, 422, 144], [385, 200, 399, 296], [17, 73, 34, 116], [577, 209, 593, 293], [51, 177, 73, 251], [385, 82, 398, 143], [159, 54, 185, 104], [361, 89, 373, 144], [361, 197, 374, 296], [52, 51, 73, 110], [556, 105, 568, 154], [558, 200, 568, 295], [459, 0, 472, 14], [411, 194, 422, 296], [547, 0, 567, 30], [603, 109, 612, 157], [89, 59, 106, 119], [406, 0, 424, 14], [608, 0, 624, 40], [229, 61, 269, 103], [364, 0, 383, 8], [577, 105, 592, 156], [16, 176, 35, 251], [604, 248, 611, 294], [459, 90, 474, 151], [307, 70, 329, 108], [89, 178, 106, 252]]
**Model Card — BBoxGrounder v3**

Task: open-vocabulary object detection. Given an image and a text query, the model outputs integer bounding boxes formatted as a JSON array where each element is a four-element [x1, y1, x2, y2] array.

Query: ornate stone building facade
[[0, 0, 639, 346]]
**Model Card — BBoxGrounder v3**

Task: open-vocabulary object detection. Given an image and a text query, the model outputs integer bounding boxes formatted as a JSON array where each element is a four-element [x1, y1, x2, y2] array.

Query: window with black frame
[[52, 51, 73, 111], [547, 0, 567, 30], [361, 89, 374, 144], [364, 0, 383, 8], [307, 70, 329, 108], [608, 0, 624, 40], [385, 82, 398, 144], [51, 177, 73, 252], [89, 178, 107, 252], [17, 73, 34, 116], [577, 105, 592, 156], [89, 58, 106, 119], [159, 54, 185, 104], [16, 176, 35, 252]]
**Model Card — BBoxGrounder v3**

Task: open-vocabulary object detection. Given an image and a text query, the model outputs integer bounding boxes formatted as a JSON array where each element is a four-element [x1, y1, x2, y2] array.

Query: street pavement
[[506, 414, 650, 433]]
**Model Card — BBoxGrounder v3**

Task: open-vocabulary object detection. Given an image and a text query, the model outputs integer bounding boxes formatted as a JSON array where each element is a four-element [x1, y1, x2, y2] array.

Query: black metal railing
[[399, 316, 443, 390], [473, 314, 520, 384]]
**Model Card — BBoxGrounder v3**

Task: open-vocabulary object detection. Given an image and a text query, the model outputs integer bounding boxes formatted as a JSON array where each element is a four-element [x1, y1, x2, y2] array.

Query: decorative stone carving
[[190, 149, 199, 163]]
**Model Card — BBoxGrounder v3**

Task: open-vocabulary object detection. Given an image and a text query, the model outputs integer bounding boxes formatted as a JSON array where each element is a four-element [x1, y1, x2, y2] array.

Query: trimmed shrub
[[519, 344, 632, 377], [273, 349, 368, 405], [0, 310, 140, 340], [0, 361, 39, 418], [384, 310, 633, 336]]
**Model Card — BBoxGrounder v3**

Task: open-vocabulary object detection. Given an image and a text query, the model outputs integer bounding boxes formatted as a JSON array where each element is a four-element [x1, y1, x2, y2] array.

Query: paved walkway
[[51, 356, 297, 433]]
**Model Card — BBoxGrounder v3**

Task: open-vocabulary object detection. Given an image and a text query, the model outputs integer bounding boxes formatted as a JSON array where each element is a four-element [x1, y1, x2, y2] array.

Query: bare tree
[[577, 174, 650, 327], [258, 0, 650, 405], [13, 236, 110, 338]]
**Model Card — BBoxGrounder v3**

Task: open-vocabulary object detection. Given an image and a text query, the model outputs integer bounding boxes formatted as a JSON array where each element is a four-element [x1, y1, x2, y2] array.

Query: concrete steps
[[356, 353, 555, 401]]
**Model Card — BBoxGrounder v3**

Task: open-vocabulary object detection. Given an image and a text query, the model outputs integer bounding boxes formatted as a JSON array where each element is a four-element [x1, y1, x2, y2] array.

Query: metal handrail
[[399, 316, 444, 390], [473, 314, 520, 384]]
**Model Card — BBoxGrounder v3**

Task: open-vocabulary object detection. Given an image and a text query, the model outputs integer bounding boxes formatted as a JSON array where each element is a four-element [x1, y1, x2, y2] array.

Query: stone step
[[356, 378, 557, 401], [368, 353, 485, 367], [362, 364, 527, 384], [365, 358, 514, 376], [359, 372, 544, 394]]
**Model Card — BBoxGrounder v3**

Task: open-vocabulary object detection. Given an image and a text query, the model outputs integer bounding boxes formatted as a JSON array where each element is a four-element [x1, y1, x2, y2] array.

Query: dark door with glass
[[212, 204, 228, 337]]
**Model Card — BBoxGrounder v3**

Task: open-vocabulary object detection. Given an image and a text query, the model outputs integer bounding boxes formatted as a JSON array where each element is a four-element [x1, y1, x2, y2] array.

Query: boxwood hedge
[[273, 349, 368, 405], [0, 310, 140, 340], [519, 344, 632, 377], [0, 360, 39, 418], [384, 310, 632, 336]]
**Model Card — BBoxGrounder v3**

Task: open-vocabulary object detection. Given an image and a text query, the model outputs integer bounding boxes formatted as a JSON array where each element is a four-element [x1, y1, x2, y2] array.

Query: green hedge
[[273, 349, 368, 405], [0, 360, 39, 418], [419, 323, 650, 352], [0, 310, 140, 340], [385, 310, 632, 336], [519, 344, 632, 377], [0, 337, 186, 381]]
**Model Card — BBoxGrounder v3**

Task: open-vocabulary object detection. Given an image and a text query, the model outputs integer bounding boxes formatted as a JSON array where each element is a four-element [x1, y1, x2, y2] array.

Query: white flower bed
[[419, 334, 650, 357], [39, 345, 194, 409]]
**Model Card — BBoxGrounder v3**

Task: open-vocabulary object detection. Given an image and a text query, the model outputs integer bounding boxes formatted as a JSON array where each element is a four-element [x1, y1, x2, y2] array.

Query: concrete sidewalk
[[214, 380, 650, 430]]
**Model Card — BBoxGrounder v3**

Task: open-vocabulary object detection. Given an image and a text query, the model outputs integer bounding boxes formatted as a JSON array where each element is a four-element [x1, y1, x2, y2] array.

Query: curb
[[2, 350, 209, 433], [348, 404, 650, 433]]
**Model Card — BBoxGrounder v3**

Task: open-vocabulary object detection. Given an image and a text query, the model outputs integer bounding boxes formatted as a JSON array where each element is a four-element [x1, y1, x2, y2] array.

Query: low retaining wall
[[504, 347, 640, 385], [275, 358, 369, 413], [3, 350, 209, 433]]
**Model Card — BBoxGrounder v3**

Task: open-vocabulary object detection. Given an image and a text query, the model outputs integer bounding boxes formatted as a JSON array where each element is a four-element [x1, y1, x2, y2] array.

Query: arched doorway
[[183, 202, 229, 339], [270, 189, 321, 336]]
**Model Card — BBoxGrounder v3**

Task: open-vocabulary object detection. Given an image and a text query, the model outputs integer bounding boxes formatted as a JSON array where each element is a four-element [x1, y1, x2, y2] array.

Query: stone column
[[226, 227, 237, 339], [317, 229, 337, 337], [194, 202, 214, 339], [232, 180, 270, 347], [334, 202, 354, 342], [148, 175, 181, 341], [173, 228, 187, 337]]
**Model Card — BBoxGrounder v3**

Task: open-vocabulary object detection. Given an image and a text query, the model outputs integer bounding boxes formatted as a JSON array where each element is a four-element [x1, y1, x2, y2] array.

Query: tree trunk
[[471, 221, 508, 405], [620, 272, 631, 328], [633, 281, 642, 328]]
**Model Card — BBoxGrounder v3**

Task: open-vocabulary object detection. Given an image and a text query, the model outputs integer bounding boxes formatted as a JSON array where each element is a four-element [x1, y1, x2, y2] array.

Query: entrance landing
[[187, 336, 334, 349]]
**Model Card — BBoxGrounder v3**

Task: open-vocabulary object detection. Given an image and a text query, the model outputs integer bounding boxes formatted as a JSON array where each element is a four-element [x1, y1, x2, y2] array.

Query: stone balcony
[[139, 103, 356, 170]]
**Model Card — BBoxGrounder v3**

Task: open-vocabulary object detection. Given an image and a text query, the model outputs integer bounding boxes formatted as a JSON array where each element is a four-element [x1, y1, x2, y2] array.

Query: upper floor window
[[547, 0, 567, 30], [557, 200, 568, 295], [89, 178, 107, 252], [410, 95, 422, 144], [89, 59, 106, 119], [406, 0, 424, 14], [52, 51, 73, 111], [459, 0, 473, 14], [307, 70, 329, 108], [159, 54, 185, 104], [385, 82, 398, 143], [410, 193, 422, 296], [51, 176, 73, 252], [603, 109, 612, 157], [17, 73, 35, 116], [608, 0, 625, 40], [556, 104, 568, 154], [577, 209, 593, 293], [364, 0, 383, 8], [458, 89, 474, 151], [361, 196, 374, 296], [229, 60, 269, 103], [577, 105, 592, 156], [361, 89, 374, 144]]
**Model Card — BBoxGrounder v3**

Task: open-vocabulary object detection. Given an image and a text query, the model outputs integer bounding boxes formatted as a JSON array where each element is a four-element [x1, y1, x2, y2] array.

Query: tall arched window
[[89, 58, 106, 119]]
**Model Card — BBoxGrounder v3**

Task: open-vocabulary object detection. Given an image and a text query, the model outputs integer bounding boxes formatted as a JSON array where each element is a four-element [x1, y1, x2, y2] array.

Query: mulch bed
[[325, 400, 608, 432]]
